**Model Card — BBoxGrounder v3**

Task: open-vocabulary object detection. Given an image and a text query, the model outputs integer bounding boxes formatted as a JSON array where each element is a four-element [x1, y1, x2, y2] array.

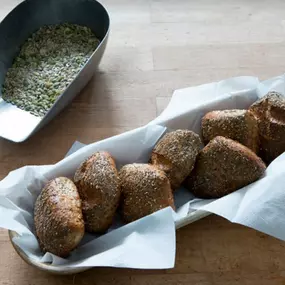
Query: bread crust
[[186, 136, 266, 198], [34, 177, 84, 257], [74, 151, 120, 233], [201, 109, 259, 153], [249, 91, 285, 163], [150, 130, 202, 190], [119, 163, 175, 223]]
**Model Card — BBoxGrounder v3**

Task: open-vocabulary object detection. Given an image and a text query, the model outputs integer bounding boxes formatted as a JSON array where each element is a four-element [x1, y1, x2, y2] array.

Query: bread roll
[[74, 151, 120, 233], [249, 91, 285, 164], [119, 163, 175, 223], [202, 109, 259, 153], [186, 136, 266, 198], [34, 177, 84, 257], [150, 129, 202, 190]]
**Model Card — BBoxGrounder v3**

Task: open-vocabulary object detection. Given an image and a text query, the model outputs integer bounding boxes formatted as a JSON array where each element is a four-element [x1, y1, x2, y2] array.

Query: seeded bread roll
[[248, 91, 285, 164], [34, 177, 84, 257], [150, 130, 202, 190], [202, 109, 259, 153], [119, 163, 175, 223], [186, 136, 266, 198], [74, 151, 120, 233]]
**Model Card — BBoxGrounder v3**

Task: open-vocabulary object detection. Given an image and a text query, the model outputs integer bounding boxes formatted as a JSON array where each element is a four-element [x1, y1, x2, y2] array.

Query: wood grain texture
[[1, 0, 285, 284]]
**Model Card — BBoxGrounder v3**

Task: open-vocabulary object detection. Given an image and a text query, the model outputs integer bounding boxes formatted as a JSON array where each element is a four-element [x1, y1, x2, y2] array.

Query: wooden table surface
[[1, 0, 285, 284]]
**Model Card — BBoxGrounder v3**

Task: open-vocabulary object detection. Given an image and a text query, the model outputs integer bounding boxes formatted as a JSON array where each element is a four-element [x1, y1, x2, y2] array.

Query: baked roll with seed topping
[[201, 109, 259, 153], [34, 177, 84, 257], [119, 163, 175, 223], [186, 136, 266, 198], [248, 91, 285, 164], [74, 151, 121, 233], [150, 129, 202, 190]]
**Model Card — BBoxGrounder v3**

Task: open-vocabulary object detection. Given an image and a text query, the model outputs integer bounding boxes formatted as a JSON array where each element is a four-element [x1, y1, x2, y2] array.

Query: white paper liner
[[2, 74, 285, 270]]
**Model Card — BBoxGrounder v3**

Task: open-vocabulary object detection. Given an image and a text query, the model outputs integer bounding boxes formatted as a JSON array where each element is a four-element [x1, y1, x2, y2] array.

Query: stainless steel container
[[0, 0, 110, 142]]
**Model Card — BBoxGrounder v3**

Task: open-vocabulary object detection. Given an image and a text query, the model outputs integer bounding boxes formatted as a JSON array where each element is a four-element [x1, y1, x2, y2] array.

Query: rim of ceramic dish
[[9, 211, 212, 274], [8, 230, 90, 275]]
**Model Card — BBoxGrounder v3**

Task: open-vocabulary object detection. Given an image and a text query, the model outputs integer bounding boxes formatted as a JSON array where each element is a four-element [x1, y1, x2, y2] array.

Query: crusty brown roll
[[119, 163, 175, 223], [201, 109, 259, 153], [34, 177, 84, 257], [150, 129, 202, 190], [248, 91, 285, 164], [186, 136, 266, 199], [74, 151, 120, 233]]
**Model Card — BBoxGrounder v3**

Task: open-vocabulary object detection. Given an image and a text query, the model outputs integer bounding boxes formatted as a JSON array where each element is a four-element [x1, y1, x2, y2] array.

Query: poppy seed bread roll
[[150, 129, 202, 190], [34, 177, 84, 257], [119, 163, 175, 223], [186, 136, 266, 198], [74, 151, 120, 233], [202, 109, 259, 153], [248, 91, 285, 164]]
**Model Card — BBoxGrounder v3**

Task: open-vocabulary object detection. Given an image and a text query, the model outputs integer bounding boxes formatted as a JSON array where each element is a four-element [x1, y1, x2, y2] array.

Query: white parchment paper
[[0, 125, 176, 269], [149, 74, 285, 241], [2, 74, 285, 270]]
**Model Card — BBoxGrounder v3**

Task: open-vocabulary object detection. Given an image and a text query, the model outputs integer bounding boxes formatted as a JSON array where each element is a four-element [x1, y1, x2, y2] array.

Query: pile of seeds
[[2, 23, 100, 117]]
